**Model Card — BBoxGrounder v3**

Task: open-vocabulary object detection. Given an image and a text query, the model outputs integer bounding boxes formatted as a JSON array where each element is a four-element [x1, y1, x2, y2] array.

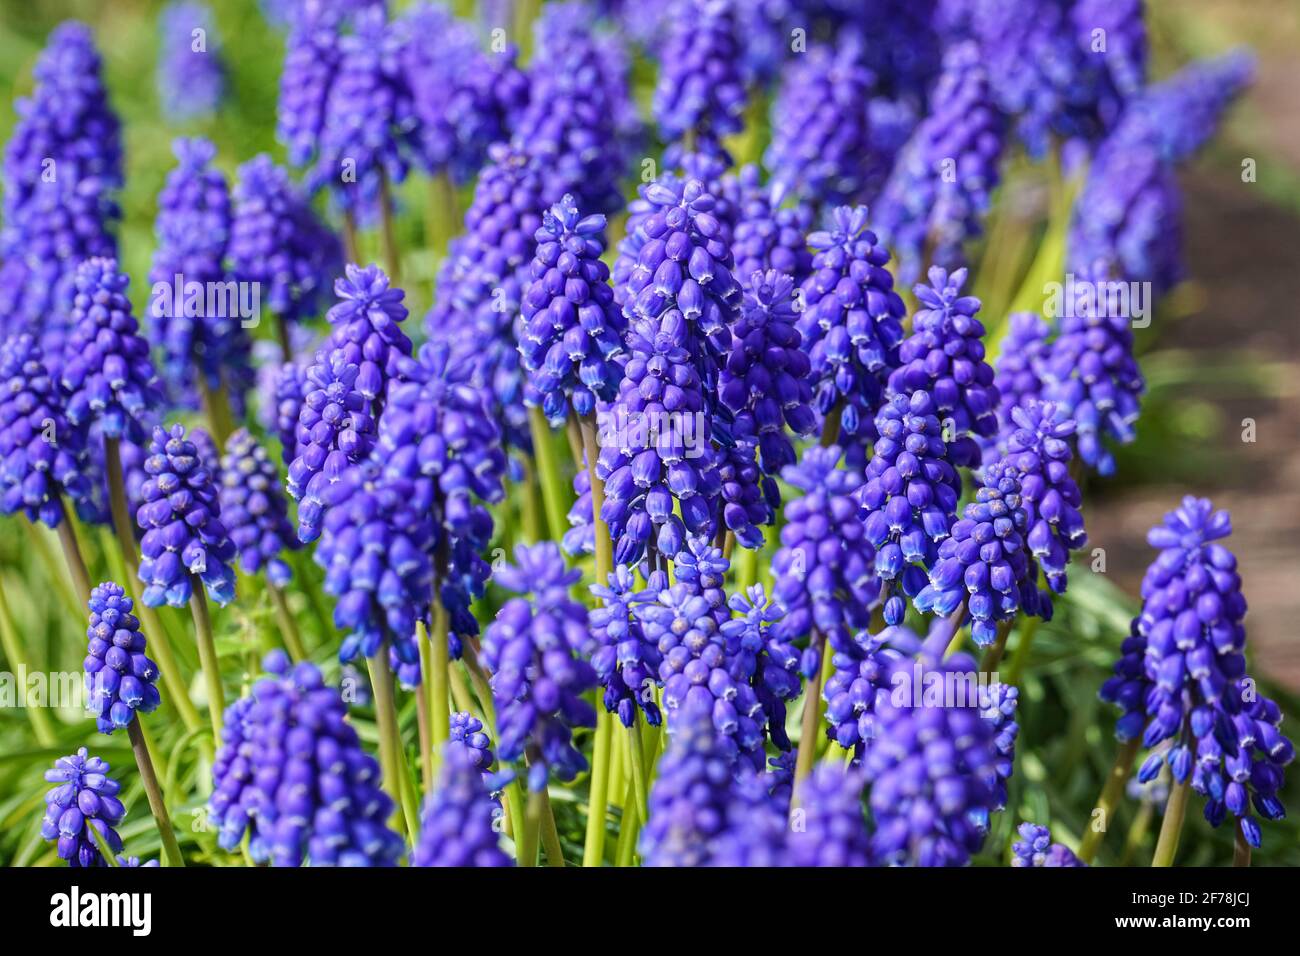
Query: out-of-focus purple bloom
[[1011, 822, 1085, 866], [270, 360, 307, 465], [653, 0, 747, 153], [41, 748, 125, 867], [83, 582, 161, 734], [797, 206, 906, 442], [413, 744, 512, 867], [727, 166, 814, 287], [135, 423, 238, 607], [1072, 0, 1147, 99], [277, 8, 343, 167], [0, 334, 99, 526], [991, 312, 1050, 433], [786, 762, 871, 866], [824, 625, 920, 753], [157, 1, 227, 121], [482, 544, 598, 790], [219, 429, 300, 587], [61, 258, 163, 444]]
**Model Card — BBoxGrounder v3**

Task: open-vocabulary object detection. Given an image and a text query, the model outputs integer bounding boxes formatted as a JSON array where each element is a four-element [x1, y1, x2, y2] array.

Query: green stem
[[625, 720, 650, 827], [55, 496, 92, 600], [582, 709, 614, 866], [86, 820, 121, 867], [343, 209, 360, 265], [20, 520, 81, 621], [1005, 615, 1041, 685], [0, 575, 57, 746], [1119, 799, 1155, 866], [978, 619, 1015, 674], [1233, 823, 1251, 867], [429, 571, 452, 759], [519, 455, 543, 544], [791, 630, 828, 801], [1151, 777, 1191, 867], [416, 628, 435, 795], [614, 789, 639, 867], [128, 717, 185, 867], [197, 374, 234, 449], [536, 785, 565, 867], [528, 405, 569, 541], [366, 651, 412, 839], [1079, 737, 1140, 863], [187, 579, 225, 740], [268, 583, 308, 662], [820, 401, 844, 448]]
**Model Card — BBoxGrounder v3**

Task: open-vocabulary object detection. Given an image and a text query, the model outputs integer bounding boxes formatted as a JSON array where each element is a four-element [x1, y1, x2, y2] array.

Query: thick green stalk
[[820, 401, 844, 448], [128, 717, 185, 867], [528, 406, 569, 540], [366, 651, 412, 839], [429, 567, 452, 756], [614, 790, 639, 867], [55, 496, 92, 600], [187, 579, 225, 739], [1078, 737, 1140, 863], [1005, 615, 1041, 685], [791, 630, 829, 801], [343, 210, 360, 266], [268, 583, 308, 662], [416, 628, 435, 795], [197, 374, 234, 448], [625, 720, 650, 827], [1151, 777, 1191, 867], [536, 786, 565, 867], [582, 709, 614, 866], [0, 576, 56, 746]]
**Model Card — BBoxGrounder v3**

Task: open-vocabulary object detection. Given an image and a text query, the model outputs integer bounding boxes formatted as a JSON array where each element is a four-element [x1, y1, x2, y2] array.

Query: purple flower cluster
[[412, 744, 511, 867], [727, 166, 814, 287], [209, 656, 404, 865], [135, 424, 238, 607], [157, 1, 227, 121], [219, 429, 300, 587], [41, 749, 125, 867], [785, 762, 872, 866], [322, 263, 413, 408], [653, 0, 747, 154], [990, 312, 1051, 433], [83, 582, 161, 734], [823, 625, 921, 753], [589, 566, 661, 727], [1011, 822, 1085, 866]]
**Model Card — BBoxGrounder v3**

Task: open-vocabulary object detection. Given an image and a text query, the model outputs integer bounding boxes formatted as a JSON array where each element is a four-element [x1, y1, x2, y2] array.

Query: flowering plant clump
[[1, 2, 1293, 888]]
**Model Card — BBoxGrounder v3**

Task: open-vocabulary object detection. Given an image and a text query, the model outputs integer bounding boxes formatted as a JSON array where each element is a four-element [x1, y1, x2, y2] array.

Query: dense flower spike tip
[[325, 263, 412, 404], [229, 155, 342, 328], [519, 194, 625, 423], [727, 165, 814, 287], [275, 4, 343, 168], [135, 423, 238, 607], [412, 744, 512, 867], [1102, 498, 1293, 848], [219, 429, 300, 587], [288, 350, 377, 542], [720, 270, 815, 478], [1011, 822, 1085, 867], [873, 42, 1005, 283], [766, 38, 874, 208], [60, 258, 163, 444], [859, 390, 963, 627], [83, 582, 161, 734], [448, 711, 496, 773], [861, 648, 1004, 866], [797, 205, 906, 441], [786, 762, 871, 866], [653, 0, 747, 152], [889, 266, 999, 442], [482, 544, 598, 790], [915, 460, 1034, 645], [589, 565, 662, 727], [157, 1, 227, 121], [209, 659, 404, 865], [0, 333, 99, 526], [41, 748, 125, 867]]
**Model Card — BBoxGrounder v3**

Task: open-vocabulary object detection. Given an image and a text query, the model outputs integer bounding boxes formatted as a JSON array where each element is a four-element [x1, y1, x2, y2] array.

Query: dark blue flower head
[[482, 543, 598, 790], [1071, 0, 1147, 100], [915, 459, 1034, 645], [991, 312, 1051, 433], [786, 762, 871, 866], [982, 680, 1021, 810], [873, 42, 1005, 283], [859, 390, 963, 626], [823, 625, 921, 753], [219, 428, 300, 588], [276, 6, 343, 167], [0, 333, 99, 526], [230, 154, 342, 327], [720, 270, 816, 478], [288, 350, 378, 542], [589, 565, 662, 728], [889, 266, 1000, 441], [1102, 498, 1293, 848], [42, 748, 126, 867], [149, 138, 252, 412], [727, 165, 814, 287], [271, 360, 307, 465], [83, 582, 161, 734], [135, 423, 238, 607], [721, 582, 801, 750], [766, 38, 875, 208], [519, 194, 626, 424], [60, 258, 163, 444], [797, 205, 906, 440], [157, 1, 227, 121], [413, 743, 512, 867], [653, 0, 747, 153], [713, 438, 773, 550], [1040, 262, 1144, 476], [325, 263, 413, 406], [209, 658, 404, 865], [448, 711, 496, 773], [1011, 822, 1085, 866]]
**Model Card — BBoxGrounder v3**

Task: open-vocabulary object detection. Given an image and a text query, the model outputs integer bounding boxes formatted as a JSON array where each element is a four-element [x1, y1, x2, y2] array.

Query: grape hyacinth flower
[[914, 460, 1034, 645], [41, 748, 126, 867], [721, 582, 801, 751], [323, 263, 413, 409], [653, 0, 747, 153], [823, 625, 921, 753], [1011, 822, 1086, 867], [589, 566, 662, 728], [219, 429, 300, 587], [1040, 262, 1145, 476], [288, 351, 378, 542], [991, 312, 1051, 434], [713, 438, 773, 550], [872, 43, 1004, 283], [276, 6, 343, 168], [888, 267, 999, 443], [448, 711, 496, 773], [209, 657, 405, 865], [83, 583, 161, 734], [797, 206, 907, 442], [229, 155, 342, 329], [1072, 0, 1147, 99], [519, 194, 626, 424], [135, 423, 238, 607], [0, 333, 99, 526], [157, 1, 227, 121], [61, 259, 163, 446], [766, 39, 874, 208], [720, 270, 816, 478], [861, 648, 1004, 866], [1101, 498, 1293, 849], [412, 744, 512, 867], [983, 680, 1021, 810], [785, 762, 871, 866], [859, 390, 962, 627], [271, 360, 307, 464], [727, 166, 814, 287], [481, 544, 598, 790]]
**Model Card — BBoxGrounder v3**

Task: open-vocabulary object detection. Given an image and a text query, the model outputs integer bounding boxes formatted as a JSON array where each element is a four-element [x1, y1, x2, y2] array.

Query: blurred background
[[0, 0, 1296, 865]]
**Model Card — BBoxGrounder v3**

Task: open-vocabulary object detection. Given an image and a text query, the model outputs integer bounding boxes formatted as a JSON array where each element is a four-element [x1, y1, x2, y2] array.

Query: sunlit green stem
[[528, 406, 569, 541], [0, 576, 56, 746], [55, 495, 92, 600], [268, 583, 308, 662], [128, 717, 185, 867], [1151, 777, 1191, 867], [367, 650, 412, 839], [187, 578, 225, 740], [1079, 737, 1140, 863], [791, 629, 829, 802]]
